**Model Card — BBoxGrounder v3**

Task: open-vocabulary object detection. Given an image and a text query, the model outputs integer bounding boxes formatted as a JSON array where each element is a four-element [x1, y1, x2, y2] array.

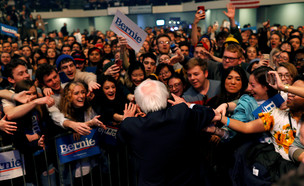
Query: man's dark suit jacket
[[117, 103, 215, 186]]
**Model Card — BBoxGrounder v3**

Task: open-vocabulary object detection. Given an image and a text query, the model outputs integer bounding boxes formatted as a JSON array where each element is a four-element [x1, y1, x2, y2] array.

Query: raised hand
[[268, 71, 284, 91], [193, 10, 206, 25], [169, 49, 184, 65], [168, 93, 187, 106], [223, 3, 235, 20], [123, 103, 137, 120]]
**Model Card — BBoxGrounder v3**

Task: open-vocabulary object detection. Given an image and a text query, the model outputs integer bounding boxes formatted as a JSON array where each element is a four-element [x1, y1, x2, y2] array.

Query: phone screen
[[197, 6, 205, 18]]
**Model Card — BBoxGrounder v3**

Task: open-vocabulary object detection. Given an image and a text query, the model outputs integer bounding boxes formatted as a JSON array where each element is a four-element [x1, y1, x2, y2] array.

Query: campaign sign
[[110, 10, 147, 52], [252, 94, 285, 119], [93, 125, 118, 146], [56, 129, 101, 164], [0, 24, 18, 38], [0, 150, 25, 181]]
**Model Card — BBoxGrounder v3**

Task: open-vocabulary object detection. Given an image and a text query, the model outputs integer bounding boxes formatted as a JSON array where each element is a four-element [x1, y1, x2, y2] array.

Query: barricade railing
[[0, 127, 137, 186]]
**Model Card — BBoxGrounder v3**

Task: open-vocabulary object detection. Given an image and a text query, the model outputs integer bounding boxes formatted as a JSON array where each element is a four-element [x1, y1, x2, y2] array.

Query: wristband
[[226, 102, 229, 110], [226, 117, 230, 127], [284, 85, 289, 92]]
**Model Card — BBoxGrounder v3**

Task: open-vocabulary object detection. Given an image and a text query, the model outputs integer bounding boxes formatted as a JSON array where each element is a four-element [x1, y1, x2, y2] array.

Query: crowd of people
[[1, 1, 304, 185]]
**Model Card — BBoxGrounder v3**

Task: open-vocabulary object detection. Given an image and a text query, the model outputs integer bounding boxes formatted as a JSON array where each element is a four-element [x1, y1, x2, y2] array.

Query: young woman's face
[[131, 68, 145, 87], [225, 70, 242, 94], [71, 85, 86, 108], [103, 45, 111, 54], [33, 52, 40, 63], [246, 46, 257, 61], [103, 80, 116, 101], [277, 66, 293, 85], [280, 43, 292, 52], [159, 66, 172, 84], [40, 45, 47, 53], [89, 50, 101, 63], [47, 48, 56, 58], [248, 74, 269, 100], [22, 47, 31, 58]]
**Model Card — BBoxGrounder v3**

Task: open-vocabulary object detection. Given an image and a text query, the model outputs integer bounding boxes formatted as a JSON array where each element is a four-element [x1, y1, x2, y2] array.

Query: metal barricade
[[0, 131, 137, 186]]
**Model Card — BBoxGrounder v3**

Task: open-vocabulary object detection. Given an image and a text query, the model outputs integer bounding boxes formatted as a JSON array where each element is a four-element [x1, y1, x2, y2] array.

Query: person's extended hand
[[43, 87, 54, 96], [223, 3, 235, 20], [193, 10, 205, 25], [215, 103, 228, 117], [71, 122, 92, 136], [0, 115, 17, 135], [135, 105, 146, 117], [88, 115, 107, 129], [87, 82, 100, 97], [169, 50, 184, 65], [212, 109, 222, 122], [263, 19, 270, 28], [88, 82, 101, 92], [127, 94, 135, 102], [14, 90, 36, 103], [268, 71, 284, 91], [168, 93, 189, 106], [104, 64, 120, 77], [123, 103, 137, 120], [35, 96, 55, 107], [118, 36, 128, 49], [38, 135, 45, 149]]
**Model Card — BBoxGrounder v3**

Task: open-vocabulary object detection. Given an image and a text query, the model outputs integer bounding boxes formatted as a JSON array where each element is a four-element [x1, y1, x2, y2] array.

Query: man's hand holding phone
[[194, 6, 205, 24]]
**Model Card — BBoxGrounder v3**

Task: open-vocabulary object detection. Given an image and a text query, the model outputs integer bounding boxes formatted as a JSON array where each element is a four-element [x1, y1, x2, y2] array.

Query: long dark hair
[[99, 75, 118, 99], [214, 66, 248, 107], [251, 66, 278, 98]]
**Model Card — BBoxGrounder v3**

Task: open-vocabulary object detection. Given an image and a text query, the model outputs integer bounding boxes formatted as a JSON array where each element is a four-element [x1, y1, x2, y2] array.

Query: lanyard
[[288, 113, 296, 137]]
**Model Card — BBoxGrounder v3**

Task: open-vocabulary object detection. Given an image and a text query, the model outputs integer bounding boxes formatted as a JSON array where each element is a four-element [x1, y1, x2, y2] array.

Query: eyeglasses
[[159, 58, 170, 62], [222, 56, 239, 61], [278, 73, 291, 79], [169, 82, 182, 89], [159, 41, 170, 45], [278, 55, 289, 61]]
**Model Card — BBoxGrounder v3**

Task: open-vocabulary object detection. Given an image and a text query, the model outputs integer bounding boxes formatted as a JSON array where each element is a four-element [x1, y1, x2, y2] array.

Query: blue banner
[[93, 125, 118, 146], [252, 94, 284, 119], [56, 128, 101, 164], [0, 24, 18, 38]]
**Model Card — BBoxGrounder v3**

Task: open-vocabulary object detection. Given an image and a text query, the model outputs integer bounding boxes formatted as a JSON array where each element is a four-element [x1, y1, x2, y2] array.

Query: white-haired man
[[118, 79, 219, 185]]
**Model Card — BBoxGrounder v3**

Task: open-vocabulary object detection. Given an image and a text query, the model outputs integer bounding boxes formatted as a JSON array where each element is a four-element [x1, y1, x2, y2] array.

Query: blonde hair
[[59, 81, 91, 121]]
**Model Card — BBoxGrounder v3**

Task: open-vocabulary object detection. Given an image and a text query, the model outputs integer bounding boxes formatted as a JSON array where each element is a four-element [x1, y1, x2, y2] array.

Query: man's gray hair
[[134, 79, 169, 114]]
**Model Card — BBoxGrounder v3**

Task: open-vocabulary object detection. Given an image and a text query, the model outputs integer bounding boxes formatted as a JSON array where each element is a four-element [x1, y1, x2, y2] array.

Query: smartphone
[[262, 54, 270, 61], [115, 59, 122, 68], [197, 6, 205, 18], [170, 42, 178, 53], [266, 72, 276, 85]]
